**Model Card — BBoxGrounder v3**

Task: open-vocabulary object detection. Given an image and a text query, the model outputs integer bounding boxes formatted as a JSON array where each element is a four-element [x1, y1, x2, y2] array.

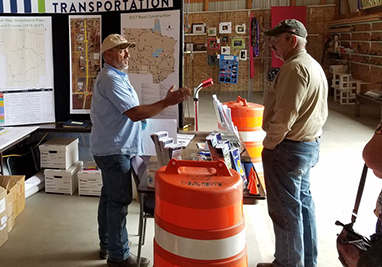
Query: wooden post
[[204, 0, 209, 11], [247, 0, 252, 9], [342, 0, 350, 14], [290, 0, 296, 6], [335, 0, 340, 16], [319, 0, 327, 4]]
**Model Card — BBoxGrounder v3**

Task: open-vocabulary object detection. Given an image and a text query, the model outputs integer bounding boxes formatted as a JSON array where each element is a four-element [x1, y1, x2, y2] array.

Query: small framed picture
[[236, 24, 246, 34], [207, 38, 220, 50], [239, 50, 247, 60], [207, 27, 217, 36], [219, 22, 232, 34], [232, 37, 245, 49], [221, 46, 230, 55], [221, 36, 229, 43], [193, 43, 207, 52], [192, 23, 206, 34], [185, 42, 194, 52], [208, 54, 219, 65]]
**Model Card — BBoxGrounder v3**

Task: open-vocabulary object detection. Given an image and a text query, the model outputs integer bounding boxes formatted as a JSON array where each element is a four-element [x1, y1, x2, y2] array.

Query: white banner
[[0, 0, 173, 14]]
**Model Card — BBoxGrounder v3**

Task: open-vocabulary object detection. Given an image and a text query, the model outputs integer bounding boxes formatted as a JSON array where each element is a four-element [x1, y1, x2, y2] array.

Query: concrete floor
[[0, 91, 381, 267]]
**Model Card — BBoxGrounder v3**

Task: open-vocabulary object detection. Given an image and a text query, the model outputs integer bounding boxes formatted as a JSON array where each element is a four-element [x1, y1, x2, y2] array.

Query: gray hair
[[285, 32, 307, 48]]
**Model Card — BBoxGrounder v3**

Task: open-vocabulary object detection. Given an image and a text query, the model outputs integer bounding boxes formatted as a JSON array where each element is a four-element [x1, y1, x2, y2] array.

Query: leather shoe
[[99, 241, 132, 260], [107, 253, 150, 267], [99, 248, 108, 259], [256, 263, 274, 267]]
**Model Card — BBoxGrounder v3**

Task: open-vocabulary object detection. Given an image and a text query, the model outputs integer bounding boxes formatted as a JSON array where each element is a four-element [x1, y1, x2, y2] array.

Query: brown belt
[[285, 136, 321, 143]]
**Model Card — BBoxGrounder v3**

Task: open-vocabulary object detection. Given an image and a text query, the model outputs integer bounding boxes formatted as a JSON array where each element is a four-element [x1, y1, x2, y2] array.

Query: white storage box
[[78, 169, 102, 197], [44, 161, 83, 195], [39, 138, 79, 170]]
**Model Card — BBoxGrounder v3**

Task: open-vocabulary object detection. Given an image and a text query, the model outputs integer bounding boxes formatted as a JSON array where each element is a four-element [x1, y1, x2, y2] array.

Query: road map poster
[[121, 10, 180, 120], [69, 15, 101, 114], [0, 16, 55, 126]]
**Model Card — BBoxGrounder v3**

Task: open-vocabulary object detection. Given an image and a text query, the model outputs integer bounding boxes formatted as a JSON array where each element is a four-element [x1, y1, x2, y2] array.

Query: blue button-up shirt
[[90, 63, 144, 156]]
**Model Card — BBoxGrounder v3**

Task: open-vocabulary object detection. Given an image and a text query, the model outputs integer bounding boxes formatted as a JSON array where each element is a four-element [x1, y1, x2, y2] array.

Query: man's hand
[[124, 85, 192, 122], [164, 85, 192, 106]]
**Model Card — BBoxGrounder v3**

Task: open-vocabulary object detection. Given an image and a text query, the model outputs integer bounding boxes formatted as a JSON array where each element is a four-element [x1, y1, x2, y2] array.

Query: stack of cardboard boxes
[[0, 175, 26, 247], [40, 137, 102, 197], [40, 138, 82, 195], [77, 162, 102, 197]]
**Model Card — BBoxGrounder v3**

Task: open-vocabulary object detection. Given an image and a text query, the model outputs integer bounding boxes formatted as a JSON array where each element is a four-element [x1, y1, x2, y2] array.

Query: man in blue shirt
[[90, 34, 191, 267]]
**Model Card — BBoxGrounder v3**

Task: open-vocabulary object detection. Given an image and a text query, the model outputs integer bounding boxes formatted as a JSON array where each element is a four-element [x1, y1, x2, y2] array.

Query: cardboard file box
[[78, 169, 102, 197], [39, 138, 79, 169], [45, 161, 83, 195], [0, 186, 8, 248], [0, 175, 26, 233]]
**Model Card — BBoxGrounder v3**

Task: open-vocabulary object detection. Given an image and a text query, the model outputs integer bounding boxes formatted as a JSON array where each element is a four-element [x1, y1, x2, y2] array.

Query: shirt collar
[[284, 48, 307, 63], [104, 63, 127, 77]]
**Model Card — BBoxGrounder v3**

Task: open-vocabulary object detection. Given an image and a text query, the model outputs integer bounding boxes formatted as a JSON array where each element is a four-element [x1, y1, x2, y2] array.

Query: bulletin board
[[0, 0, 184, 127], [183, 5, 335, 93]]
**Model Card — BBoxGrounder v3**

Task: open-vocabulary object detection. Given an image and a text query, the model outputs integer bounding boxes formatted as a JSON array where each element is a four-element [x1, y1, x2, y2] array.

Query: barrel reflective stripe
[[155, 224, 246, 260], [239, 130, 266, 142]]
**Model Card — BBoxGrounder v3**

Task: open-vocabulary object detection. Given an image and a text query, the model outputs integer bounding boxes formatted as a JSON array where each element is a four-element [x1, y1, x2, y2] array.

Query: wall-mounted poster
[[219, 22, 232, 34], [0, 17, 55, 126], [121, 10, 181, 120], [219, 55, 239, 84], [69, 15, 102, 114]]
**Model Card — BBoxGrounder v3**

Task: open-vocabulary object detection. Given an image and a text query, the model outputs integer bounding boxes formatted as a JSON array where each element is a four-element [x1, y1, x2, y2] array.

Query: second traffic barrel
[[224, 95, 265, 163], [154, 159, 247, 267], [224, 96, 265, 189]]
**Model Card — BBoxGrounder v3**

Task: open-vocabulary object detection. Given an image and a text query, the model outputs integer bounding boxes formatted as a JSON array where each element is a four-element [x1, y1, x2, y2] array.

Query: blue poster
[[219, 55, 239, 84]]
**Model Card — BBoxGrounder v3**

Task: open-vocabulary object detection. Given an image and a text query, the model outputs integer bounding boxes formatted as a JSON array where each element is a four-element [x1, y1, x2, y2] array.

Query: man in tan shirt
[[257, 19, 328, 267]]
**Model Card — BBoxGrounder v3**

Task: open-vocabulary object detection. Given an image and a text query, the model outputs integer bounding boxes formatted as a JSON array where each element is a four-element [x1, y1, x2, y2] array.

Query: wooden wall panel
[[184, 6, 335, 92]]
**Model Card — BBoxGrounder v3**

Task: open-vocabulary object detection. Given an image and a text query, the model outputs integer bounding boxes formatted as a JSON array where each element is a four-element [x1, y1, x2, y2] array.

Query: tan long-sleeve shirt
[[262, 49, 328, 149]]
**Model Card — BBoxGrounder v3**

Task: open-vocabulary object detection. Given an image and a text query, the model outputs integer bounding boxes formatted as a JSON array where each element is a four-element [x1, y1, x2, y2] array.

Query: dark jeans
[[262, 139, 320, 267], [93, 154, 133, 261]]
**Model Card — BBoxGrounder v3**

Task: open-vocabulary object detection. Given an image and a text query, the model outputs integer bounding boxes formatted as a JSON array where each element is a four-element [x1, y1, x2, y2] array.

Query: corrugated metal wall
[[184, 0, 338, 12]]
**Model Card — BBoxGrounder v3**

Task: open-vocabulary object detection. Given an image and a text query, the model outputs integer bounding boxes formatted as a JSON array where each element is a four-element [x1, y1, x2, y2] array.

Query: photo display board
[[0, 0, 182, 126]]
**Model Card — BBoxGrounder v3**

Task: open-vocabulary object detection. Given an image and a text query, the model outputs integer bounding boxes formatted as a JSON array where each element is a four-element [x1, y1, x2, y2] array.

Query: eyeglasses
[[269, 36, 281, 43]]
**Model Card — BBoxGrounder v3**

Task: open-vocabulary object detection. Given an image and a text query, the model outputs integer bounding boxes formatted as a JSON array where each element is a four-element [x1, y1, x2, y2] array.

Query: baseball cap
[[101, 34, 136, 53], [264, 19, 307, 38]]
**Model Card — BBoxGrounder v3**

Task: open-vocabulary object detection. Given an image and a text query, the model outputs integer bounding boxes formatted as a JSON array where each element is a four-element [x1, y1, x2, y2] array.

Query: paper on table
[[142, 119, 177, 156]]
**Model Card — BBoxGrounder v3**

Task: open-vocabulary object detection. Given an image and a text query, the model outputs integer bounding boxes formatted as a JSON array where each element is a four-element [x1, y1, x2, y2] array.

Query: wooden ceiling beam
[[247, 0, 252, 9], [204, 0, 209, 11]]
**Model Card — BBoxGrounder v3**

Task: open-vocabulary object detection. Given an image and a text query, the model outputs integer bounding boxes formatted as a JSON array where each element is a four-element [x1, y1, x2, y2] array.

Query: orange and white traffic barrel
[[154, 159, 247, 267], [224, 96, 265, 188]]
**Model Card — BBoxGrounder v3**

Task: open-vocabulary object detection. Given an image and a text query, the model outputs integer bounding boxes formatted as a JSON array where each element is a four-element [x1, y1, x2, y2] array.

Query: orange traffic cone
[[248, 168, 259, 195]]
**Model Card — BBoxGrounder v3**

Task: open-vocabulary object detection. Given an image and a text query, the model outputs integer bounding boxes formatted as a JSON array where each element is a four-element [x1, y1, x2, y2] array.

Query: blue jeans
[[93, 154, 133, 262], [262, 139, 320, 267]]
